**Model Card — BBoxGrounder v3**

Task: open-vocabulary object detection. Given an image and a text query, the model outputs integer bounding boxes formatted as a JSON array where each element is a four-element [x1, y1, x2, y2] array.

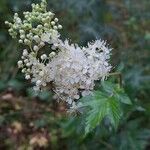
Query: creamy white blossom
[[6, 0, 112, 111], [46, 39, 111, 107]]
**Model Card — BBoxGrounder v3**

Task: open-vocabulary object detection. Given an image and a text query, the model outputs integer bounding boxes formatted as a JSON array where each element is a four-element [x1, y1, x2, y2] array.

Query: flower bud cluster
[[5, 0, 62, 48], [18, 49, 54, 91], [6, 0, 112, 111]]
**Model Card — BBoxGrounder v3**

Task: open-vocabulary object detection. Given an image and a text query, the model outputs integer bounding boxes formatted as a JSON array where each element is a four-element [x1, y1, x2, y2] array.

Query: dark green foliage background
[[0, 0, 150, 149]]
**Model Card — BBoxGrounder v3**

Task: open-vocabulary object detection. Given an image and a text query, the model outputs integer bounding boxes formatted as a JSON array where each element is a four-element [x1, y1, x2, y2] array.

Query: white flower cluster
[[6, 0, 112, 111], [47, 40, 112, 106]]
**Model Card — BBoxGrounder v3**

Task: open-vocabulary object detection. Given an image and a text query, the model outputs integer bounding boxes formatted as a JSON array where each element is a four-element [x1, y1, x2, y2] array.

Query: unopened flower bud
[[26, 63, 31, 67], [39, 42, 45, 47], [51, 21, 55, 26], [19, 30, 25, 34], [41, 54, 47, 60], [33, 45, 39, 51], [23, 49, 28, 56], [33, 35, 40, 43], [25, 75, 30, 80], [19, 39, 23, 43], [49, 52, 56, 57], [53, 26, 58, 30], [58, 25, 62, 29], [39, 71, 44, 76], [20, 35, 25, 39], [21, 68, 26, 73], [24, 59, 29, 63], [36, 80, 41, 86], [5, 21, 9, 25], [24, 39, 30, 45], [54, 18, 58, 22], [17, 60, 23, 68]]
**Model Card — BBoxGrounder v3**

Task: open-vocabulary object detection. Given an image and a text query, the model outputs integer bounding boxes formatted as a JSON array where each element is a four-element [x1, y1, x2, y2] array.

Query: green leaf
[[115, 87, 132, 105], [101, 81, 132, 105], [81, 81, 131, 134], [101, 81, 115, 95], [83, 91, 122, 134], [107, 96, 122, 129], [85, 99, 108, 134], [116, 89, 132, 105]]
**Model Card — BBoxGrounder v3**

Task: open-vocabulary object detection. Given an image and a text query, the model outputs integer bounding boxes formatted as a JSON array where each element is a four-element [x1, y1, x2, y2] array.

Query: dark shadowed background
[[0, 0, 150, 149]]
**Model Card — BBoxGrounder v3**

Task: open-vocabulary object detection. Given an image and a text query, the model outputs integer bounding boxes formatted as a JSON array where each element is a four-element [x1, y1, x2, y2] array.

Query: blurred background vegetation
[[0, 0, 150, 149]]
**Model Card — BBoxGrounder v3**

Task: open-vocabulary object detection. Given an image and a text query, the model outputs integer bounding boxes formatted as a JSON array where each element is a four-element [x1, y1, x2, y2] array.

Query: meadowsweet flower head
[[6, 0, 112, 111]]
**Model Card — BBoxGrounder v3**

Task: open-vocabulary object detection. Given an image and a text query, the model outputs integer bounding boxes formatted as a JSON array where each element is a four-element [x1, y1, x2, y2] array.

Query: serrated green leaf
[[83, 91, 122, 134], [107, 96, 122, 129], [80, 81, 132, 134], [115, 87, 132, 105], [101, 81, 115, 95], [101, 81, 132, 105], [85, 100, 108, 134], [116, 91, 132, 105]]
